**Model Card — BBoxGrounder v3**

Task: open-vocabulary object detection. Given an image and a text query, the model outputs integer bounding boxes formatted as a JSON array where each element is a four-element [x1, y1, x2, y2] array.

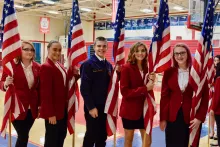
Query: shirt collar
[[178, 67, 189, 73], [21, 62, 32, 69], [95, 53, 105, 61]]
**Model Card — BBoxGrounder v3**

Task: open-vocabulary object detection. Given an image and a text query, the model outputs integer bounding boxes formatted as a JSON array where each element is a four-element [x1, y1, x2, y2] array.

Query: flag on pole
[[189, 0, 215, 146], [67, 0, 87, 135], [104, 0, 125, 136], [207, 47, 215, 112], [112, 0, 119, 23], [145, 0, 171, 135], [0, 0, 24, 138]]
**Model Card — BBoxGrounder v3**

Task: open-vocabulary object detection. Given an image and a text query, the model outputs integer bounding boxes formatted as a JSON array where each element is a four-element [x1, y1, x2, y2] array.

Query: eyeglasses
[[22, 48, 35, 52], [174, 51, 186, 57]]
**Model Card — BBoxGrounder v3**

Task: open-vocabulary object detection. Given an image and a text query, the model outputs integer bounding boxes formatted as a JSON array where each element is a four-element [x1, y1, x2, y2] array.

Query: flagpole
[[114, 133, 116, 147], [72, 133, 75, 147], [208, 115, 210, 147], [8, 111, 12, 147], [143, 133, 146, 147]]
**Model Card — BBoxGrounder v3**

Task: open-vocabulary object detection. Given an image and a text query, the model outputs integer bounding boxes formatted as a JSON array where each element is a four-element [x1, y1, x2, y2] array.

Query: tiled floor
[[0, 79, 214, 147]]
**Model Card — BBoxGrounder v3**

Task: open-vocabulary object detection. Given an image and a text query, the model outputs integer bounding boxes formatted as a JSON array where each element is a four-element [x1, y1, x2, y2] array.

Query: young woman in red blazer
[[0, 41, 40, 147], [119, 42, 156, 147], [211, 58, 220, 146], [160, 43, 209, 147], [39, 40, 68, 147]]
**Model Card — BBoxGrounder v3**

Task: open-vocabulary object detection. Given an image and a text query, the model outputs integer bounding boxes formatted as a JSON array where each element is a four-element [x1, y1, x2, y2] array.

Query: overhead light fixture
[[48, 10, 59, 14], [42, 0, 55, 5], [140, 9, 153, 13], [173, 6, 184, 11], [80, 8, 92, 12], [14, 4, 24, 8]]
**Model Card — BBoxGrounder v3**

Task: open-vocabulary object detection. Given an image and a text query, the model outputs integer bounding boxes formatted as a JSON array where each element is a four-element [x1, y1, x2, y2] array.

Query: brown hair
[[172, 43, 192, 68], [15, 41, 36, 63], [127, 42, 148, 69]]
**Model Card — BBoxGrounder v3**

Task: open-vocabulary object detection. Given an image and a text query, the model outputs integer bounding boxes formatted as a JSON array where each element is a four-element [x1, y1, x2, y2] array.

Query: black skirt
[[122, 117, 144, 130]]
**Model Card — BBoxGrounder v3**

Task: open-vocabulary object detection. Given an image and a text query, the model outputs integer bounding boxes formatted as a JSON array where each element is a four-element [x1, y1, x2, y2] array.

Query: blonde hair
[[127, 42, 148, 69], [15, 41, 36, 63]]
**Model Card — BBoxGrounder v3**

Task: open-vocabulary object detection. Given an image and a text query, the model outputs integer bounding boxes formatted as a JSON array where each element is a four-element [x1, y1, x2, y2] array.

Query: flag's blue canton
[[1, 0, 16, 44], [113, 0, 125, 43], [151, 0, 170, 43], [68, 0, 81, 49], [202, 0, 215, 51]]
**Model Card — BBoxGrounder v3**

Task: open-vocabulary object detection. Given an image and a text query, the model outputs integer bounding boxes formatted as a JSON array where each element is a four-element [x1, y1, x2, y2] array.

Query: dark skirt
[[122, 116, 144, 130]]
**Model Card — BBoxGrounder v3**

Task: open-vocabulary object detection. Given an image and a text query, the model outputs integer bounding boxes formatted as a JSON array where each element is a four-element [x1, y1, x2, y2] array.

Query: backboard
[[187, 0, 206, 31]]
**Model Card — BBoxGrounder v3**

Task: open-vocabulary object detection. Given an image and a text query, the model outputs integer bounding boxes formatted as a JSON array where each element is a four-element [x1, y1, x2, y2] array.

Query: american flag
[[0, 0, 24, 138], [104, 0, 125, 136], [112, 0, 119, 23], [67, 0, 87, 135], [189, 0, 215, 146], [144, 0, 171, 135], [207, 47, 215, 112]]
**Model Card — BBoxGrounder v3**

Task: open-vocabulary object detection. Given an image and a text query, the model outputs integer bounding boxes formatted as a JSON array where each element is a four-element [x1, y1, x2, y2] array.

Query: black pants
[[83, 106, 107, 147], [12, 110, 35, 147], [165, 109, 190, 147], [165, 108, 202, 147], [44, 113, 67, 147], [215, 114, 220, 145]]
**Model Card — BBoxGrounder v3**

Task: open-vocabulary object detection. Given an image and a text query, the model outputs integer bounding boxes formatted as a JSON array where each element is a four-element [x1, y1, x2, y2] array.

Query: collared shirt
[[55, 62, 66, 86], [178, 68, 189, 92], [21, 62, 34, 89], [95, 53, 105, 61]]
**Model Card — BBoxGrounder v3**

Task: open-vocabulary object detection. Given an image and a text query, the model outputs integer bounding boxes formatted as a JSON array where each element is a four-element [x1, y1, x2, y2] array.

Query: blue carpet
[[106, 124, 208, 147]]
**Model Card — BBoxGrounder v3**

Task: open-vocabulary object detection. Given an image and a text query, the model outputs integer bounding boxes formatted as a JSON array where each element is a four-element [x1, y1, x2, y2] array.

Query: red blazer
[[212, 77, 220, 115], [0, 61, 40, 120], [160, 67, 209, 124], [39, 58, 68, 120], [119, 63, 150, 120]]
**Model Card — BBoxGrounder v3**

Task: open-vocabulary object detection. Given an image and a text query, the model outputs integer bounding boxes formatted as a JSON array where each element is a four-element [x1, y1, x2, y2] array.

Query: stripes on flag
[[189, 0, 215, 146], [207, 47, 215, 112], [0, 0, 24, 138], [105, 0, 125, 136], [67, 0, 87, 135], [144, 0, 171, 135]]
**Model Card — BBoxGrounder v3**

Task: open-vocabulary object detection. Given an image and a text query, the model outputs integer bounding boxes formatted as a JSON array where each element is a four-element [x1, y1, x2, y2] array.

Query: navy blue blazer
[[80, 55, 113, 111]]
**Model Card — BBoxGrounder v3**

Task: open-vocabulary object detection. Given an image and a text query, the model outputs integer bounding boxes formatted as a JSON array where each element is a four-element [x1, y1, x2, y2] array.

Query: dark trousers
[[215, 114, 220, 145], [165, 108, 190, 147], [44, 113, 67, 147], [83, 106, 107, 147], [12, 110, 35, 147], [165, 108, 202, 147]]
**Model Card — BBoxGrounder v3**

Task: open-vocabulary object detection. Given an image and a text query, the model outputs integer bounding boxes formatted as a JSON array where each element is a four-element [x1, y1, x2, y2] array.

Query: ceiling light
[[80, 8, 92, 12], [173, 6, 184, 11], [140, 9, 153, 13], [42, 0, 55, 5], [14, 4, 24, 8], [48, 10, 59, 14]]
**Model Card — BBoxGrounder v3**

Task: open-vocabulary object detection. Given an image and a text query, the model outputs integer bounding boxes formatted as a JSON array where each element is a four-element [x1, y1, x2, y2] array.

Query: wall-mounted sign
[[40, 17, 50, 34]]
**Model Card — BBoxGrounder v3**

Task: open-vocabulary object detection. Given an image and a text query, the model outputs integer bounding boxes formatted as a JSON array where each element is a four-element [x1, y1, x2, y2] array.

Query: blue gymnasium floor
[[0, 125, 208, 147]]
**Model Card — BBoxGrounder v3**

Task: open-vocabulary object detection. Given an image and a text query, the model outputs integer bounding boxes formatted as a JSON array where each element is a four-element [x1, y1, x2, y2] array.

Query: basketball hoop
[[187, 0, 205, 31]]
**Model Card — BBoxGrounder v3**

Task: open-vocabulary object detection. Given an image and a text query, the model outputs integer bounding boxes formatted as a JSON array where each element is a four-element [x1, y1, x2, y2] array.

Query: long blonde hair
[[127, 42, 148, 69]]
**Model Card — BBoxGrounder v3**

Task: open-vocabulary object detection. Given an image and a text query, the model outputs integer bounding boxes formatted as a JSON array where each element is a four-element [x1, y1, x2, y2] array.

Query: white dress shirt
[[95, 53, 105, 61], [178, 68, 189, 92], [21, 62, 34, 89]]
